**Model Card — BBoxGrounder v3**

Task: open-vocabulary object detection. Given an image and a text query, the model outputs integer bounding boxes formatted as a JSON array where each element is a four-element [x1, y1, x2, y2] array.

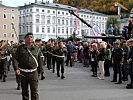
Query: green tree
[[106, 16, 120, 29]]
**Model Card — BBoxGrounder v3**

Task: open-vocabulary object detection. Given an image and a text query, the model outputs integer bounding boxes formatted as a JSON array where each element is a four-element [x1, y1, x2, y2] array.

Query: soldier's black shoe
[[17, 85, 21, 90], [122, 78, 128, 81], [41, 76, 45, 80], [2, 77, 6, 82], [61, 76, 65, 79], [111, 80, 117, 82], [115, 82, 122, 84], [52, 70, 55, 73], [126, 84, 133, 89], [57, 74, 60, 77]]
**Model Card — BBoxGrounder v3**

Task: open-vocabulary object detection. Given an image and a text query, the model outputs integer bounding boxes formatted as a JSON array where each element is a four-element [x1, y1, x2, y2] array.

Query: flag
[[74, 9, 78, 32]]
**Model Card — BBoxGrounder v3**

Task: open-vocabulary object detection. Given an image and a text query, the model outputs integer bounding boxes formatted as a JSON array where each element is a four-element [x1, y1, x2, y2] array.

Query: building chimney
[[35, 0, 37, 3]]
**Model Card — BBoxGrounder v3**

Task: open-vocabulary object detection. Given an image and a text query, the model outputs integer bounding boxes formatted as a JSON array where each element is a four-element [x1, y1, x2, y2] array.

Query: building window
[[70, 28, 73, 34], [30, 26, 32, 32], [11, 14, 15, 19], [52, 16, 56, 24], [3, 14, 7, 19], [11, 34, 15, 38], [36, 9, 39, 12], [3, 25, 7, 29], [70, 18, 73, 26], [58, 11, 60, 14], [66, 13, 68, 15], [47, 26, 50, 33], [66, 19, 68, 25], [53, 11, 55, 14], [53, 27, 55, 33], [58, 18, 60, 25], [62, 12, 64, 15], [41, 15, 45, 24], [66, 27, 68, 34], [36, 14, 40, 23], [36, 26, 39, 33], [42, 9, 45, 12], [58, 27, 60, 34], [11, 23, 14, 29], [62, 18, 64, 25], [26, 26, 28, 32], [47, 16, 51, 24], [3, 33, 7, 37], [47, 10, 50, 13], [62, 28, 64, 34], [30, 9, 32, 12], [42, 26, 45, 33]]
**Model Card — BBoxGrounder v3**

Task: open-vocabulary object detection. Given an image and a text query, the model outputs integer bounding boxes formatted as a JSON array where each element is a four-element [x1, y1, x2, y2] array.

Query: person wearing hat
[[111, 41, 123, 84], [35, 38, 45, 80], [12, 32, 43, 100], [55, 41, 67, 79]]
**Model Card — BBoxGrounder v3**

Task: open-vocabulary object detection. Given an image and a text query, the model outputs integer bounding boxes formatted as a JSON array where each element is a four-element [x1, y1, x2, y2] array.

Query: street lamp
[[55, 5, 59, 38]]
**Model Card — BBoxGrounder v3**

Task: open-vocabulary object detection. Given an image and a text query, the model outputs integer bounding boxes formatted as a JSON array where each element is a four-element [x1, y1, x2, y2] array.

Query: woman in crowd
[[97, 42, 106, 80], [90, 43, 98, 77], [104, 44, 112, 77]]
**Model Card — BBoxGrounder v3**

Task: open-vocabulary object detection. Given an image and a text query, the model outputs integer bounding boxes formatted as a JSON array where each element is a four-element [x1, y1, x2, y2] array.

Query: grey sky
[[1, 0, 53, 7]]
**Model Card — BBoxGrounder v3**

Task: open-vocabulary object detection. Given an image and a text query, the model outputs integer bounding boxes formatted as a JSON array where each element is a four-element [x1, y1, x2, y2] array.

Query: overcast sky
[[1, 0, 53, 7]]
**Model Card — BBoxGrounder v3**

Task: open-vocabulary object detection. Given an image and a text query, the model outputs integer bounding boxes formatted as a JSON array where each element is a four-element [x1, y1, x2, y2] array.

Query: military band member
[[13, 32, 43, 100], [46, 40, 54, 70], [52, 42, 58, 73], [55, 42, 67, 79], [35, 39, 45, 80], [12, 43, 21, 90], [0, 40, 8, 82]]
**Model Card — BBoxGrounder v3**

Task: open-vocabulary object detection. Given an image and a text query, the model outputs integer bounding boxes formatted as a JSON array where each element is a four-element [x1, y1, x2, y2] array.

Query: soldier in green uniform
[[0, 40, 8, 82], [46, 40, 54, 70], [11, 43, 21, 90], [13, 33, 43, 100], [35, 39, 45, 80], [52, 42, 58, 73], [55, 42, 67, 79]]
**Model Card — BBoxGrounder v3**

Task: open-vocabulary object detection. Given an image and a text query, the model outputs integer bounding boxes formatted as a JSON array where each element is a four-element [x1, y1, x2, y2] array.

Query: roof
[[19, 1, 107, 16], [0, 3, 18, 9]]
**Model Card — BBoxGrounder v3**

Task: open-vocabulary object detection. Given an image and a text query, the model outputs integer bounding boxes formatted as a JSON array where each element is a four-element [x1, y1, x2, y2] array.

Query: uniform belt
[[19, 68, 37, 72]]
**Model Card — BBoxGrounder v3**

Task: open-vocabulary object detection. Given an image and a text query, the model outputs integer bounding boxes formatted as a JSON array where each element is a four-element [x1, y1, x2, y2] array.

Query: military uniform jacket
[[55, 46, 67, 57], [13, 44, 43, 74]]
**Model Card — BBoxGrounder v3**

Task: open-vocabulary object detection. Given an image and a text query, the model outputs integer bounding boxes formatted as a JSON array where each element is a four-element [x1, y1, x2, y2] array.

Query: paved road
[[0, 62, 133, 100]]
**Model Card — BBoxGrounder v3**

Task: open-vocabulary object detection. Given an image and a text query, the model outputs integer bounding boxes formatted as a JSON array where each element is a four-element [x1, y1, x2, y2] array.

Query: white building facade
[[19, 1, 108, 40]]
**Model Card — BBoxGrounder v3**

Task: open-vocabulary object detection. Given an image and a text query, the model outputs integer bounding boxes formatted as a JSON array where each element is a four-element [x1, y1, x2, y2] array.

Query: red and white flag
[[74, 9, 79, 32]]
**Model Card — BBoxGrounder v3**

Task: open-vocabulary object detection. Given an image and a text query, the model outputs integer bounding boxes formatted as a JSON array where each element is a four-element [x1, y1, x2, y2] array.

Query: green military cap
[[24, 32, 33, 38], [19, 39, 24, 43], [35, 38, 41, 42]]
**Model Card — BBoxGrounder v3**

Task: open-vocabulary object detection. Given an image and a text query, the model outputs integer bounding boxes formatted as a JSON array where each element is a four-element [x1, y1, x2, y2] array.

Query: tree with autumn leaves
[[53, 0, 133, 15]]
